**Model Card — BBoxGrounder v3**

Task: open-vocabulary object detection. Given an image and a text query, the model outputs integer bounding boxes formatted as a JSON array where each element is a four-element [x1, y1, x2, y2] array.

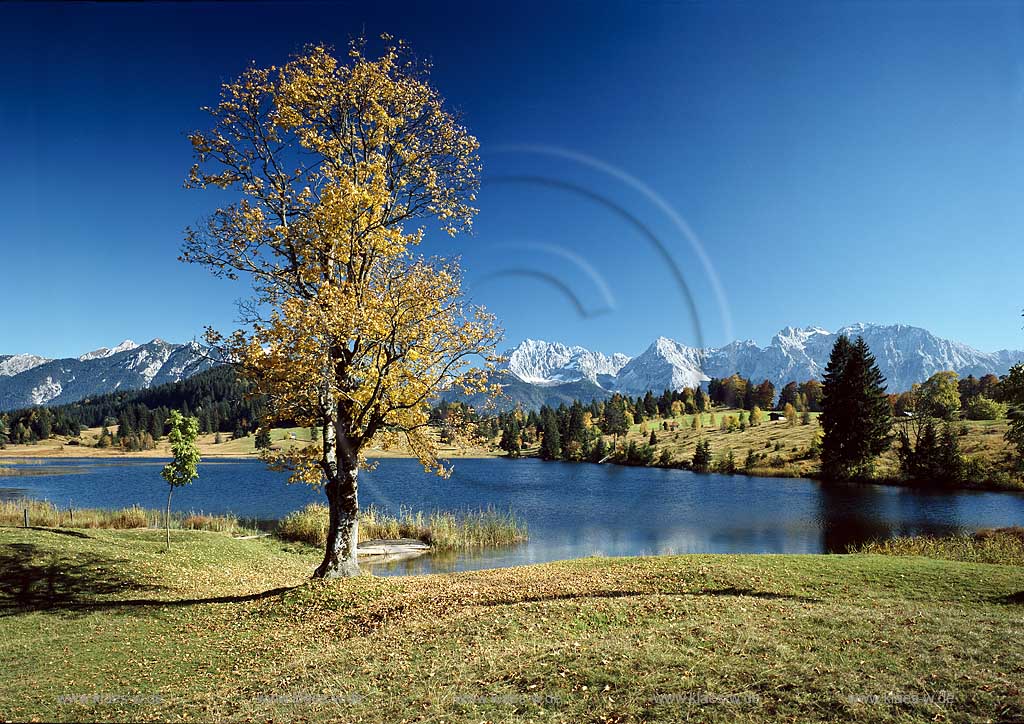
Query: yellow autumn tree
[[183, 38, 501, 577]]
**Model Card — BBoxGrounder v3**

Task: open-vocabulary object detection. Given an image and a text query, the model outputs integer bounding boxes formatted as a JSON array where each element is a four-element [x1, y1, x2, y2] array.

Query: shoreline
[[3, 445, 1024, 494], [0, 447, 499, 461], [517, 452, 1024, 494]]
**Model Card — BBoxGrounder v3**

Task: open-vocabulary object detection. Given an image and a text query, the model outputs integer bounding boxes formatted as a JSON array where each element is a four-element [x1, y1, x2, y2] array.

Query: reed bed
[[2, 498, 526, 549], [276, 503, 528, 551], [0, 499, 249, 535], [854, 527, 1024, 566]]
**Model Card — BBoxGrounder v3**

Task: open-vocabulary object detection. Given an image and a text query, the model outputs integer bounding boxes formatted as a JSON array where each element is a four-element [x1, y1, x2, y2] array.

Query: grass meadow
[[0, 525, 1021, 722]]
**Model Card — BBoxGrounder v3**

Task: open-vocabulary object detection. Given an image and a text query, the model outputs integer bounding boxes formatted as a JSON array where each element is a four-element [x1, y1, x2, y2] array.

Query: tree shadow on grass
[[992, 591, 1024, 605], [0, 542, 161, 617], [479, 586, 819, 607], [0, 543, 296, 617], [25, 526, 92, 538]]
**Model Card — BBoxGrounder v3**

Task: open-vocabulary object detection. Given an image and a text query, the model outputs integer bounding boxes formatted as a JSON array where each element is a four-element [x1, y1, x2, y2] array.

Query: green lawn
[[202, 425, 316, 455], [1, 527, 1023, 722]]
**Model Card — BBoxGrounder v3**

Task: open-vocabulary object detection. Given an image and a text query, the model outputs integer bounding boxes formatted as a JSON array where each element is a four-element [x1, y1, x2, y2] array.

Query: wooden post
[[24, 508, 29, 528], [69, 507, 74, 525]]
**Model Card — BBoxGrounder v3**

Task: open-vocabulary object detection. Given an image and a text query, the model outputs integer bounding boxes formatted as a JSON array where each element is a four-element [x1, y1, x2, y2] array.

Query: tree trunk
[[313, 463, 361, 578], [165, 486, 173, 550]]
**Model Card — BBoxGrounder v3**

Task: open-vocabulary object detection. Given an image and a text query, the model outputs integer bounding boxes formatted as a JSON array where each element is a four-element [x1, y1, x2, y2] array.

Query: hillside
[[1, 366, 263, 442], [0, 340, 215, 411], [609, 411, 1019, 485]]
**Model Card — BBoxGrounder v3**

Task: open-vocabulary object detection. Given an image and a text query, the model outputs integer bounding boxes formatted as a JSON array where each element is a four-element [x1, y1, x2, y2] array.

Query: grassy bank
[[0, 527, 1021, 722], [0, 423, 498, 460], [534, 411, 1024, 491], [855, 527, 1024, 566], [277, 503, 527, 550]]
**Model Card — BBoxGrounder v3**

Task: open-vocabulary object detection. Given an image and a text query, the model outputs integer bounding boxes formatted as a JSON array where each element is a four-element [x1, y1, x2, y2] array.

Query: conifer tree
[[37, 410, 52, 440], [692, 439, 712, 473], [566, 402, 589, 459], [539, 412, 562, 460], [254, 427, 272, 450], [150, 415, 165, 441], [499, 420, 521, 457], [720, 449, 736, 474], [601, 394, 630, 444], [820, 335, 893, 479], [643, 391, 658, 418]]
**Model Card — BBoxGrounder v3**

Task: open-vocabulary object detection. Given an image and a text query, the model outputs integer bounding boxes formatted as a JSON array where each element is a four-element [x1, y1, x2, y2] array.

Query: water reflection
[[816, 481, 1000, 552], [816, 482, 893, 552], [2, 457, 1023, 576], [0, 487, 29, 502]]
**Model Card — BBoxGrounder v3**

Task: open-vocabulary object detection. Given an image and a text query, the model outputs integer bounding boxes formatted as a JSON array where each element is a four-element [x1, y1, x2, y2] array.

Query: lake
[[2, 457, 1023, 576]]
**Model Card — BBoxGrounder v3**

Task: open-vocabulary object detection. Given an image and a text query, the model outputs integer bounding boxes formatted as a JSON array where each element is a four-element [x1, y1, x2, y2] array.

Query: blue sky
[[2, 1, 1024, 359]]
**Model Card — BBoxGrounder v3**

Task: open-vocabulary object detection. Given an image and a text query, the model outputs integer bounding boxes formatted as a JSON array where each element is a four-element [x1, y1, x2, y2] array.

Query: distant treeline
[[890, 372, 1006, 418], [430, 376, 825, 465], [2, 364, 1014, 456], [0, 367, 268, 447], [431, 367, 1021, 478]]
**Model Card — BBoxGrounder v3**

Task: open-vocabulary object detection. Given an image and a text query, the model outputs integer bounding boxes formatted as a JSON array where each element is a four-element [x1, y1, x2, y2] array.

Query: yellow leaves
[[187, 37, 499, 486], [217, 251, 500, 484], [262, 442, 324, 490]]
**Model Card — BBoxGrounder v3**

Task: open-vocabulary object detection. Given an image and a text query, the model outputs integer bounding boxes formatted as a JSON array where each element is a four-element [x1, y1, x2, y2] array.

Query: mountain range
[[0, 340, 215, 411], [3, 322, 1022, 412], [486, 323, 1024, 410]]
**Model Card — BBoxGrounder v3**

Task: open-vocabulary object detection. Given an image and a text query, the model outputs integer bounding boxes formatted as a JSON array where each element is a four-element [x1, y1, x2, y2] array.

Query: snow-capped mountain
[[0, 354, 51, 378], [823, 323, 1021, 393], [5, 323, 1021, 413], [0, 340, 215, 410], [704, 322, 1024, 394], [613, 337, 707, 395], [505, 339, 630, 386], [496, 324, 1024, 408], [78, 339, 140, 361], [701, 326, 837, 389]]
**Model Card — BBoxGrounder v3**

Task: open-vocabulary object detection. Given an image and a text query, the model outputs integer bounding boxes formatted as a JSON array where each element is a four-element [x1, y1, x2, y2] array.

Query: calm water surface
[[3, 457, 1023, 576]]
